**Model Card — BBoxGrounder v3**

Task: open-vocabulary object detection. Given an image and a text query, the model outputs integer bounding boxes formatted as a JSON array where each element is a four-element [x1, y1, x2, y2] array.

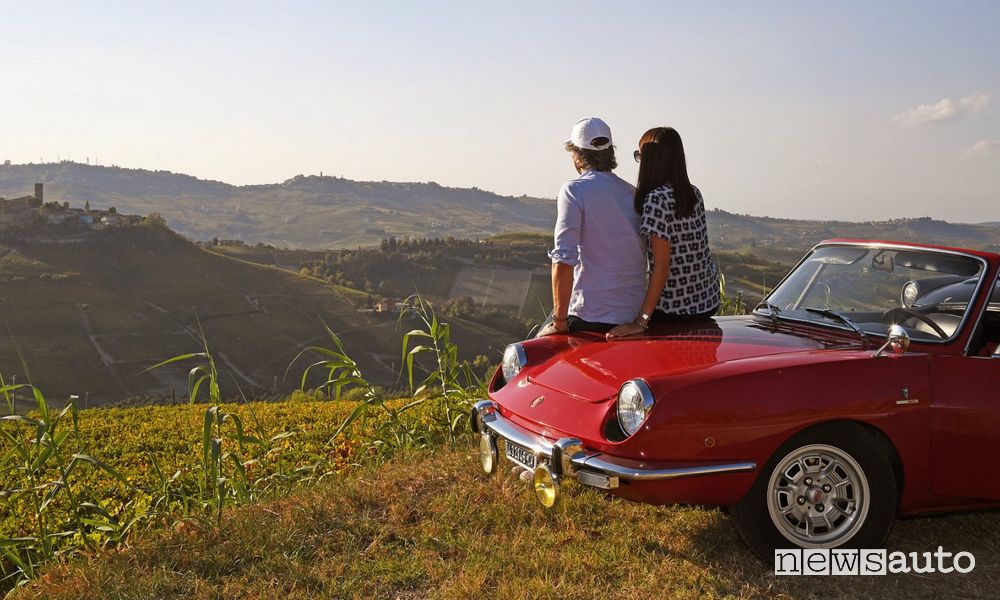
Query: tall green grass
[[399, 296, 486, 442], [287, 296, 486, 460], [0, 384, 129, 588], [1, 296, 487, 592], [141, 324, 330, 527]]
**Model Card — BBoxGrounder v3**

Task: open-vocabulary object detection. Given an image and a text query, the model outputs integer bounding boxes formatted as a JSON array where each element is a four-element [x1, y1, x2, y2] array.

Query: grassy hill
[[0, 221, 513, 406], [0, 163, 554, 248], [12, 437, 1000, 599]]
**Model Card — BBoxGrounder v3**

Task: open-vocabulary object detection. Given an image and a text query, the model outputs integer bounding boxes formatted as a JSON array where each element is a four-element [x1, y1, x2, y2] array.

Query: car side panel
[[614, 351, 934, 511], [929, 355, 1000, 501]]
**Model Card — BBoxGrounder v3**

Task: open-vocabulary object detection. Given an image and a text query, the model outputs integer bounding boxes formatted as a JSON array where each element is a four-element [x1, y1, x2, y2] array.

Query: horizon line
[[2, 160, 997, 227]]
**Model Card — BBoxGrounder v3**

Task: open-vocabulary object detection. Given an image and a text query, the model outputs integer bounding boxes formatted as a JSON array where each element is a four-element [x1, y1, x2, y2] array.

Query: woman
[[606, 127, 720, 339]]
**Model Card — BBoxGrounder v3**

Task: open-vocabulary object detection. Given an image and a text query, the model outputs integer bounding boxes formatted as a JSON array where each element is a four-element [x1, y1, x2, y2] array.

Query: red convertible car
[[471, 240, 1000, 559]]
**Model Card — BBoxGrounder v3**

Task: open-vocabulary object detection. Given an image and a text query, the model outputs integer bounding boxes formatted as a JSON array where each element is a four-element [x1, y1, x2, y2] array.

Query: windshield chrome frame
[[962, 267, 1000, 357], [755, 241, 990, 346]]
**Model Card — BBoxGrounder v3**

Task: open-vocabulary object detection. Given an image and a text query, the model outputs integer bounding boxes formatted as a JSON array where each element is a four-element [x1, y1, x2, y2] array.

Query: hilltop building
[[0, 189, 42, 229], [1, 183, 142, 234]]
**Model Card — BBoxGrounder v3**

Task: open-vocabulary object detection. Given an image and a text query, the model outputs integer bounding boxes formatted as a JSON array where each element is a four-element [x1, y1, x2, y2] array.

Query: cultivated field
[[0, 224, 513, 406], [448, 266, 536, 309]]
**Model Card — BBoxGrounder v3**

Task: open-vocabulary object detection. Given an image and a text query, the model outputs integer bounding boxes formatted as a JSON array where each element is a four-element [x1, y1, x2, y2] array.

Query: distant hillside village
[[0, 183, 142, 234]]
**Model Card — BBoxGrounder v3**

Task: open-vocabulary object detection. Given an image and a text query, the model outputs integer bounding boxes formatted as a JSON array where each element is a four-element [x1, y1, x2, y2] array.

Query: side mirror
[[874, 325, 910, 358]]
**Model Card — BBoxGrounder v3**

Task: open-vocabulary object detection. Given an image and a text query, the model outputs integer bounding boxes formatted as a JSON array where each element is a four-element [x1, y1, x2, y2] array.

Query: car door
[[930, 308, 1000, 500]]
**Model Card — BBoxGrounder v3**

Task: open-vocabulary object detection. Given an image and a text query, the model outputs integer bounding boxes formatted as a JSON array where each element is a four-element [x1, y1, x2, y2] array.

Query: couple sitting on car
[[538, 117, 720, 339]]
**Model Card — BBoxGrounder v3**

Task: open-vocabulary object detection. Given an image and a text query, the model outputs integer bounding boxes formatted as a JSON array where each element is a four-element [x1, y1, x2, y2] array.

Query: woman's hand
[[538, 320, 568, 337], [606, 321, 647, 340]]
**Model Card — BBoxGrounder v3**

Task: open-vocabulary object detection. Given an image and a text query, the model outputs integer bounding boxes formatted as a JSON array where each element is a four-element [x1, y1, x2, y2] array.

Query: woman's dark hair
[[634, 127, 696, 218], [565, 141, 617, 172]]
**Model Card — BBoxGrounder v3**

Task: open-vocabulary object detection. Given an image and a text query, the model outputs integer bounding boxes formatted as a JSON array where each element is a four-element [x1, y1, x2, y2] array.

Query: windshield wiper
[[803, 307, 868, 345], [754, 300, 783, 325]]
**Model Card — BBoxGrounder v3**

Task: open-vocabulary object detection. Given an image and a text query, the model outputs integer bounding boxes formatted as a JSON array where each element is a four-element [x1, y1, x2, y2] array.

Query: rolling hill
[[0, 220, 513, 407], [0, 162, 554, 248], [4, 162, 1000, 254], [707, 210, 1000, 258]]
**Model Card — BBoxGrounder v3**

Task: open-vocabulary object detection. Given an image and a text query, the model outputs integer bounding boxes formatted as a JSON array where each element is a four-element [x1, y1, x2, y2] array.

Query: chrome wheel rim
[[766, 444, 870, 547]]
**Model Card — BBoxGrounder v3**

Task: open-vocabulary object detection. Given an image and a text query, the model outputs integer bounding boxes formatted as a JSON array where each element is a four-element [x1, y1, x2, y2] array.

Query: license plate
[[505, 440, 537, 470]]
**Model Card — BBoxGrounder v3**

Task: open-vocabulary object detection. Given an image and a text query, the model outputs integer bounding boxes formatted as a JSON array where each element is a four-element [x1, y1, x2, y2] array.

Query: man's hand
[[606, 320, 647, 340], [538, 319, 568, 337]]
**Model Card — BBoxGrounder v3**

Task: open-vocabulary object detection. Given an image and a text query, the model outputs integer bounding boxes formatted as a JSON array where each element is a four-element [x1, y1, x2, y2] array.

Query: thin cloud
[[892, 92, 992, 126], [963, 139, 1000, 160], [958, 92, 992, 112]]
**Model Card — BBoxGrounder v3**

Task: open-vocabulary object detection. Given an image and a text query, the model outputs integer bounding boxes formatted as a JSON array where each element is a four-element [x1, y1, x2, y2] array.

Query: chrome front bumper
[[470, 400, 756, 490]]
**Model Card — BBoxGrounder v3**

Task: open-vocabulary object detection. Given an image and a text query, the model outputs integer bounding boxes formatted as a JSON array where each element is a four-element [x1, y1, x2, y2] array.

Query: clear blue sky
[[1, 1, 998, 221]]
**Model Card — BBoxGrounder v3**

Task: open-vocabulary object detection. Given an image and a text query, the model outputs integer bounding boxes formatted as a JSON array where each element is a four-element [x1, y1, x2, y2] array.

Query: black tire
[[731, 422, 898, 562]]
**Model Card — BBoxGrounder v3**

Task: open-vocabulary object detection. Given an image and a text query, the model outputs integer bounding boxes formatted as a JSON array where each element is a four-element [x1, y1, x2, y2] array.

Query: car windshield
[[758, 245, 987, 342]]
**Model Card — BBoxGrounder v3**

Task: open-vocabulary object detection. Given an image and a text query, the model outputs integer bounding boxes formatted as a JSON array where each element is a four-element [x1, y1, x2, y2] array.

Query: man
[[537, 117, 647, 336]]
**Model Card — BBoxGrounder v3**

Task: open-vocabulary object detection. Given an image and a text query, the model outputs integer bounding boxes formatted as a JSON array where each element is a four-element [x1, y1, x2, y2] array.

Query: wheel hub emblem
[[808, 488, 824, 504]]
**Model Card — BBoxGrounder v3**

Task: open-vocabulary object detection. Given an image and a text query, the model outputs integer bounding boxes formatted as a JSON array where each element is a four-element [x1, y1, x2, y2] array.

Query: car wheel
[[731, 423, 898, 561]]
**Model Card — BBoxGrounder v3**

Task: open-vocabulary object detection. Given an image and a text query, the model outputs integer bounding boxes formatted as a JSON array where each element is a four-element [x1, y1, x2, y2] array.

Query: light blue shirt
[[548, 170, 647, 324]]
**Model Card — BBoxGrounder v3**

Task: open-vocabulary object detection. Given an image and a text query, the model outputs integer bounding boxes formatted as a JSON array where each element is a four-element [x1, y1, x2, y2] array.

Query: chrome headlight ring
[[617, 379, 655, 437], [501, 343, 527, 382]]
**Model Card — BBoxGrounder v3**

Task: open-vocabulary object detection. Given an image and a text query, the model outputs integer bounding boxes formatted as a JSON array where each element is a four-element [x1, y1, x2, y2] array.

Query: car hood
[[525, 316, 857, 402]]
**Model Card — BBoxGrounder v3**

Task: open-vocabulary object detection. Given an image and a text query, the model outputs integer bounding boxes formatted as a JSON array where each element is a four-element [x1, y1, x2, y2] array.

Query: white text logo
[[774, 547, 975, 576]]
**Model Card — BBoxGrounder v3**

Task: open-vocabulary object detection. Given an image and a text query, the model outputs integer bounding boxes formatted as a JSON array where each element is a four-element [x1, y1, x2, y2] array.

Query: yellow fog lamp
[[532, 464, 560, 508], [479, 434, 498, 475]]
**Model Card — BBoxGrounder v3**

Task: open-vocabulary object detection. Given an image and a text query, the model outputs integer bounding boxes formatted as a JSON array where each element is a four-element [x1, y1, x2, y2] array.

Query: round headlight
[[617, 379, 655, 437], [501, 343, 527, 382], [901, 281, 919, 307]]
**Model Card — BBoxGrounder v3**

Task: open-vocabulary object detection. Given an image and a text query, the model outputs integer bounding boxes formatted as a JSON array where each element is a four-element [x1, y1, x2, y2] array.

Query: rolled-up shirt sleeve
[[548, 183, 582, 266]]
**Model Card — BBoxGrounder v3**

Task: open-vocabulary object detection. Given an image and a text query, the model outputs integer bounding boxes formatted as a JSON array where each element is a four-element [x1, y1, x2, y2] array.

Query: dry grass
[[12, 443, 1000, 600]]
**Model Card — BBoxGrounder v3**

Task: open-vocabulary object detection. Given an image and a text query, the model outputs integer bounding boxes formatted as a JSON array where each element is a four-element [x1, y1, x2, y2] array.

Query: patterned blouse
[[639, 184, 721, 315]]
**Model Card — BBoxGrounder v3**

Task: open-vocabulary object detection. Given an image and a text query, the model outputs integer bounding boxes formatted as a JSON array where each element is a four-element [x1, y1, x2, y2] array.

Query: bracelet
[[633, 317, 649, 330]]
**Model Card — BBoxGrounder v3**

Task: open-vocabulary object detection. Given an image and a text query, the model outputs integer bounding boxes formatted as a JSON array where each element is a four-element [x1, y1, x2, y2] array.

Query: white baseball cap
[[567, 117, 613, 150]]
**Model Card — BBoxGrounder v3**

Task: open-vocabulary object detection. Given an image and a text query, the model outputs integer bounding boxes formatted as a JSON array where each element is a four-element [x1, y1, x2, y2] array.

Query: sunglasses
[[633, 149, 641, 163]]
